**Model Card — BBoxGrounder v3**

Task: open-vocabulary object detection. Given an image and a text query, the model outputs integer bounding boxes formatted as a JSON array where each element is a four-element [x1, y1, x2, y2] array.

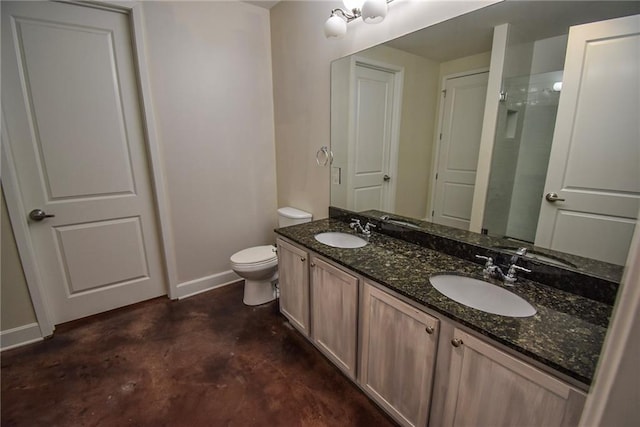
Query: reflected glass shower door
[[483, 70, 563, 242]]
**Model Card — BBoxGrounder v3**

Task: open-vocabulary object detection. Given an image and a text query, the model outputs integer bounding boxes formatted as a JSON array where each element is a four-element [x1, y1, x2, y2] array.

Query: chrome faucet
[[504, 264, 531, 286], [350, 218, 376, 237], [476, 255, 502, 280], [476, 254, 531, 286]]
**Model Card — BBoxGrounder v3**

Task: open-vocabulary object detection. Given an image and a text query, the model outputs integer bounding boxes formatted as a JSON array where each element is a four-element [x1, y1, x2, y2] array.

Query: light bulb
[[362, 0, 387, 24], [324, 14, 347, 38]]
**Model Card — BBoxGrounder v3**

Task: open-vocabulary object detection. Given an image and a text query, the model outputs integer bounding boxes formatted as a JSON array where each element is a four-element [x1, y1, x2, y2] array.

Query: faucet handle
[[349, 218, 361, 228], [475, 255, 493, 266], [509, 264, 531, 274], [504, 263, 532, 286]]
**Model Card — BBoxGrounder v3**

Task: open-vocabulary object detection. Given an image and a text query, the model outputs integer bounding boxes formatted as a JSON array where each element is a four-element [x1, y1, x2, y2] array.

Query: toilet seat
[[230, 245, 277, 268]]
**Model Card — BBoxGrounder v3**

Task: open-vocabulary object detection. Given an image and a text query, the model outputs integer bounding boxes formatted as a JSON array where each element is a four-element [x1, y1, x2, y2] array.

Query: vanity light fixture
[[324, 0, 393, 38]]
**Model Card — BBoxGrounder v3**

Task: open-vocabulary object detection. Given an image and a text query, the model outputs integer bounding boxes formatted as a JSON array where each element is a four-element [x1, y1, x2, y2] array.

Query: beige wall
[[271, 0, 501, 219], [142, 1, 277, 284], [1, 188, 37, 331]]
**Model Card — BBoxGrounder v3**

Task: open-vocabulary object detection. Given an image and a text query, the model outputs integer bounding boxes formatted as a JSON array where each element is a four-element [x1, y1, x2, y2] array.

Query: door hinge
[[499, 91, 508, 102], [442, 89, 447, 98], [435, 173, 438, 180], [439, 133, 443, 140], [432, 210, 435, 217]]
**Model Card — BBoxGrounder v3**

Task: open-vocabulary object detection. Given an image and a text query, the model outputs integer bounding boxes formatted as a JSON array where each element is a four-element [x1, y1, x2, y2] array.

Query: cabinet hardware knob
[[451, 338, 463, 347], [310, 262, 316, 267], [425, 326, 435, 335], [300, 257, 306, 262]]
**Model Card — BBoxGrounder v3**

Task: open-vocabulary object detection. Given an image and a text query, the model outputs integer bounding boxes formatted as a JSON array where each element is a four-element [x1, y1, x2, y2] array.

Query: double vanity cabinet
[[276, 234, 586, 427]]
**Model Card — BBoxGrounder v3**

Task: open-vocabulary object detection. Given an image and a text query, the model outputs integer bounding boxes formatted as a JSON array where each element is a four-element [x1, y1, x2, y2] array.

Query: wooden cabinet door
[[442, 329, 586, 427], [360, 282, 439, 427], [277, 239, 309, 336], [310, 256, 358, 379]]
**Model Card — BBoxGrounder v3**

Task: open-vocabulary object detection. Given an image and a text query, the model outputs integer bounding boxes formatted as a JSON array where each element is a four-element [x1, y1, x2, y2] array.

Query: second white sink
[[314, 232, 368, 249], [429, 274, 536, 317]]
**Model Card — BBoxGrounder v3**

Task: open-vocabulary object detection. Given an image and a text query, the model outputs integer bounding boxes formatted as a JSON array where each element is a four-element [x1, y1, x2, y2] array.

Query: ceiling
[[244, 0, 280, 10], [386, 1, 640, 62]]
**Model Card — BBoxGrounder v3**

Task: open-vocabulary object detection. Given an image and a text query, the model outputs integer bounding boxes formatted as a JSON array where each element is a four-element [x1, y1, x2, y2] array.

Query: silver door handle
[[545, 192, 566, 202], [29, 209, 55, 221], [383, 174, 391, 182]]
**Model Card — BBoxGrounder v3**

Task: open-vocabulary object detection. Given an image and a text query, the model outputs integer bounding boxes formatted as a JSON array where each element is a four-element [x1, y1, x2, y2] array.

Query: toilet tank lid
[[231, 245, 277, 264], [278, 207, 312, 219]]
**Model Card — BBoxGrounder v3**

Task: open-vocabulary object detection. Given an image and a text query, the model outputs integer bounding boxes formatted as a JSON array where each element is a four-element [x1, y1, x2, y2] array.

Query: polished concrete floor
[[1, 282, 396, 426]]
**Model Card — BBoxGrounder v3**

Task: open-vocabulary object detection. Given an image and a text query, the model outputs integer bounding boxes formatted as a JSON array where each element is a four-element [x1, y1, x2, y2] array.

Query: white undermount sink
[[429, 275, 536, 317], [314, 232, 368, 249]]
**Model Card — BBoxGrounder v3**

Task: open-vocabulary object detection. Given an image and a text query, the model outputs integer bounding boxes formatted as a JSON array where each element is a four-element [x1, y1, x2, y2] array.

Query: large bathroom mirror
[[330, 0, 639, 267]]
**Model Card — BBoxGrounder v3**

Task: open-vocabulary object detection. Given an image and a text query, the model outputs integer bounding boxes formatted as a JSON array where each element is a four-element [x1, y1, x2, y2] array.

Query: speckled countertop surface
[[275, 219, 612, 386]]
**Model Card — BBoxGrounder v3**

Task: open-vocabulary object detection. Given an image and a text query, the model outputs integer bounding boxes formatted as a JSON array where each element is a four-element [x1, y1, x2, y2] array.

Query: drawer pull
[[451, 338, 463, 347], [425, 326, 435, 335]]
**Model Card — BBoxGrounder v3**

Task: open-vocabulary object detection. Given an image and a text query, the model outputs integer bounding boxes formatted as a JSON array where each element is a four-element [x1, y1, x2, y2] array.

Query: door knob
[[383, 174, 391, 182], [545, 192, 566, 202], [28, 209, 55, 221]]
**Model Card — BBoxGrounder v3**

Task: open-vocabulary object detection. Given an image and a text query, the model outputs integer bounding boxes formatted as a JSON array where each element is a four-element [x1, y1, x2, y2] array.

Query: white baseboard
[[176, 270, 241, 300], [1, 323, 43, 351]]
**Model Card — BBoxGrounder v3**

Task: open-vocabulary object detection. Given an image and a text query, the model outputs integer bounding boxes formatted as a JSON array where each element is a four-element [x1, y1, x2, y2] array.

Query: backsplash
[[329, 206, 621, 305]]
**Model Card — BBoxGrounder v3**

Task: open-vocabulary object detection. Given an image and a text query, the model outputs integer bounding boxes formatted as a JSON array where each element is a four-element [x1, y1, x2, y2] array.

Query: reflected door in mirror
[[535, 14, 640, 266], [348, 63, 400, 212], [433, 72, 488, 229]]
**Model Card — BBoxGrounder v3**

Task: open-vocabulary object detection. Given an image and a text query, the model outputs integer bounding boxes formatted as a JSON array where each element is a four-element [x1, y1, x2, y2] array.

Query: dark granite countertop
[[275, 219, 612, 386], [357, 209, 624, 284]]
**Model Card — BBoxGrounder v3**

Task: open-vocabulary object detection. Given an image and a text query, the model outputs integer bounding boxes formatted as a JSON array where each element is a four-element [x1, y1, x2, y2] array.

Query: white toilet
[[230, 207, 312, 306]]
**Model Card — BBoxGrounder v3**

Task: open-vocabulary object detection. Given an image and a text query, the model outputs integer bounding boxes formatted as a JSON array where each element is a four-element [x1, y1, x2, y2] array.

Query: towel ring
[[316, 146, 333, 166]]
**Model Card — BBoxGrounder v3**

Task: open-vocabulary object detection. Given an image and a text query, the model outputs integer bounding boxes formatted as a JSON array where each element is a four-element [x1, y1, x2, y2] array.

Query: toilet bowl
[[230, 207, 312, 306], [230, 245, 278, 306]]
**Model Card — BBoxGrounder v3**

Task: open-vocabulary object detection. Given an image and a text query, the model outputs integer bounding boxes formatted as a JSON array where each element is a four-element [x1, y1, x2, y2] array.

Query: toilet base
[[243, 279, 276, 306]]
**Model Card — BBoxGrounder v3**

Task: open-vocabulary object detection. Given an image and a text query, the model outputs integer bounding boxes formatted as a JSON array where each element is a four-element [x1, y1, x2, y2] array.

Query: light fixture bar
[[324, 0, 394, 38]]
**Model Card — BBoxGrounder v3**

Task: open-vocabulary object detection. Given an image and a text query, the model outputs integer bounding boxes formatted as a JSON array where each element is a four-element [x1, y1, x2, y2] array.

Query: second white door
[[432, 72, 489, 229]]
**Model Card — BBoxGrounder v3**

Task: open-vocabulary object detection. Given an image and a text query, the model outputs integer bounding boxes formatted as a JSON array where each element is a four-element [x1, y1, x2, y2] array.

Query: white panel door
[[433, 72, 489, 229], [2, 1, 166, 324], [535, 15, 640, 265], [348, 64, 399, 212]]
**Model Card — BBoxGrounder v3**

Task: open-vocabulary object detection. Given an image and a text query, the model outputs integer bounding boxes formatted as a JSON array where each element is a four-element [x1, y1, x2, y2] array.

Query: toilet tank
[[278, 207, 312, 228]]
